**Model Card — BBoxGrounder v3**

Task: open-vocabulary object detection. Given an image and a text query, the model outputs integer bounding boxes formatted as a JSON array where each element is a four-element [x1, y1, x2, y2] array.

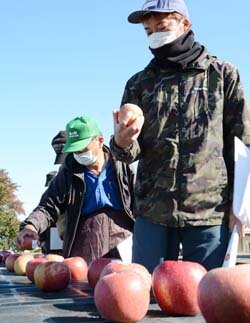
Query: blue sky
[[0, 0, 249, 220]]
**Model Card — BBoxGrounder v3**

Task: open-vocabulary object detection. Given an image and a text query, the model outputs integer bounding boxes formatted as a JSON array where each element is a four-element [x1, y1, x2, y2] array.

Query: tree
[[0, 169, 24, 250]]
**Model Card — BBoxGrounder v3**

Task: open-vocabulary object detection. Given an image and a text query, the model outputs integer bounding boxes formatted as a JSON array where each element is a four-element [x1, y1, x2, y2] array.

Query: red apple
[[34, 261, 71, 292], [14, 253, 34, 275], [100, 262, 151, 290], [1, 250, 14, 264], [5, 253, 21, 272], [198, 264, 250, 323], [45, 254, 64, 262], [34, 254, 45, 259], [87, 258, 121, 289], [152, 260, 207, 316], [26, 257, 48, 282], [20, 235, 36, 250], [63, 257, 88, 282], [0, 250, 5, 263], [119, 103, 143, 127], [95, 271, 150, 322]]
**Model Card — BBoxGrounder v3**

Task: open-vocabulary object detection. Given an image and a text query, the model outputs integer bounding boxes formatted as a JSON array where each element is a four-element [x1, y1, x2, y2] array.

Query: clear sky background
[[0, 0, 250, 221]]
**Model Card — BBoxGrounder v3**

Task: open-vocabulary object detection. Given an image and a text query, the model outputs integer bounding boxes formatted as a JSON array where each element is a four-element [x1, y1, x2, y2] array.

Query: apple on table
[[100, 261, 151, 290], [14, 253, 34, 276], [87, 258, 121, 289], [94, 270, 150, 323], [34, 261, 71, 292], [198, 264, 250, 323], [26, 257, 48, 282], [5, 253, 21, 272], [63, 256, 88, 282], [152, 260, 207, 316]]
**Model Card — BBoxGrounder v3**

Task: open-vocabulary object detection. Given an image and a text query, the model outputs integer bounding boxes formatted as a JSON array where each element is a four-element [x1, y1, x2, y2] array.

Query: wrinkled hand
[[15, 225, 40, 249], [113, 109, 144, 149], [229, 208, 246, 238]]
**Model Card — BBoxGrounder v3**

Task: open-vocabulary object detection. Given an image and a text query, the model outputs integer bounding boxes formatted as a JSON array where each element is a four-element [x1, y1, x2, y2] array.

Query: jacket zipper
[[67, 173, 86, 257], [111, 158, 134, 220], [177, 75, 184, 227]]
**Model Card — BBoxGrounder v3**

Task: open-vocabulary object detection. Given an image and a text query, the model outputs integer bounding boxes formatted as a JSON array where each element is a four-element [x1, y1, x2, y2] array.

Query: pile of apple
[[0, 250, 14, 264], [88, 258, 250, 323], [4, 245, 250, 323], [4, 252, 88, 292]]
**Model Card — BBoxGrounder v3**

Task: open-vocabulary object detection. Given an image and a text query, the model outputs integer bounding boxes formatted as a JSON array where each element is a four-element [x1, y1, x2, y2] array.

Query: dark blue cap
[[128, 0, 189, 24]]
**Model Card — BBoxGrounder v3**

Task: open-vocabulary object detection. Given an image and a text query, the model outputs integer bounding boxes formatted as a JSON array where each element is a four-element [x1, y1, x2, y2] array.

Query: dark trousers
[[132, 215, 229, 273]]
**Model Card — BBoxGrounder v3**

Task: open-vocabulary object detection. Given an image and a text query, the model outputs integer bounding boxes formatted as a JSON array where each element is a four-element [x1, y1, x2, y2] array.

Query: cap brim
[[54, 153, 67, 165], [128, 9, 176, 24], [62, 137, 93, 153]]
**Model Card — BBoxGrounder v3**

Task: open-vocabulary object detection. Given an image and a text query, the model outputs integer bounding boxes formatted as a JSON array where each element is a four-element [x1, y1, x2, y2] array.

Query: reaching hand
[[15, 225, 40, 250]]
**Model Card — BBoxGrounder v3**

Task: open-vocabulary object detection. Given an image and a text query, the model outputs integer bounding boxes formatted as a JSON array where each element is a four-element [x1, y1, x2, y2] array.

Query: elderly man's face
[[75, 136, 104, 156]]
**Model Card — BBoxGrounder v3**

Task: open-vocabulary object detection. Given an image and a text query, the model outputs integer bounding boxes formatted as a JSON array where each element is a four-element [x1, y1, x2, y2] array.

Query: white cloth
[[233, 137, 250, 227], [223, 137, 250, 267]]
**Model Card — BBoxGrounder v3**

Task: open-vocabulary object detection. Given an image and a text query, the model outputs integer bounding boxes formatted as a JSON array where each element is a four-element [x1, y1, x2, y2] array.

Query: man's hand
[[15, 224, 40, 249], [113, 107, 144, 149], [229, 208, 246, 238]]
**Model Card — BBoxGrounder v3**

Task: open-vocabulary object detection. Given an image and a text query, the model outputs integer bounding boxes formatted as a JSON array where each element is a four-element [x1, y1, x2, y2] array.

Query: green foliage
[[0, 169, 24, 250]]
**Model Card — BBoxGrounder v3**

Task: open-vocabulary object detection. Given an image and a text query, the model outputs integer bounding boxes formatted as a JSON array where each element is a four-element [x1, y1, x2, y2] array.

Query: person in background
[[110, 0, 250, 272], [51, 130, 68, 166], [49, 130, 68, 241], [16, 116, 135, 264], [38, 131, 67, 254]]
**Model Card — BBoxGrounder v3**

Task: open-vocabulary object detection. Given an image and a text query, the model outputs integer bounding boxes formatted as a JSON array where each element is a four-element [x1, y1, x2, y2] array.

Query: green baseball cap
[[62, 116, 101, 153]]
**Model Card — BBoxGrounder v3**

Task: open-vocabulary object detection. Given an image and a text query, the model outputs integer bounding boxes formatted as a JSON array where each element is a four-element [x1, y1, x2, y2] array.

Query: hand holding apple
[[15, 224, 39, 250], [118, 103, 143, 127], [113, 103, 144, 149]]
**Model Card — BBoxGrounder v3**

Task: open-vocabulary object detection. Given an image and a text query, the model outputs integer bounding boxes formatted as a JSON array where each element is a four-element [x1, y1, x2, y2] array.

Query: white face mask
[[148, 20, 183, 49], [73, 150, 97, 166]]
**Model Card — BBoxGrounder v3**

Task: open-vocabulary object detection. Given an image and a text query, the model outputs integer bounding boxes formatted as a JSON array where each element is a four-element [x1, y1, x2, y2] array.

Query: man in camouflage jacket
[[110, 0, 250, 272]]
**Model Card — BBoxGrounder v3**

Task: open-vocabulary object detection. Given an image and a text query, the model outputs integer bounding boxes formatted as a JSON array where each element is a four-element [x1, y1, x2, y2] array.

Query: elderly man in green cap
[[16, 116, 135, 263]]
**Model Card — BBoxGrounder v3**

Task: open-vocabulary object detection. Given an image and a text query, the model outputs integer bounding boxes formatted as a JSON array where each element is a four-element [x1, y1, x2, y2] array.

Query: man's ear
[[183, 18, 191, 31], [98, 135, 105, 146]]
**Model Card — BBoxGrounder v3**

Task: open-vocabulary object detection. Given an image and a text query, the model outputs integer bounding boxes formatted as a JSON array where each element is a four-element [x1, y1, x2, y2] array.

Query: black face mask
[[150, 29, 207, 70]]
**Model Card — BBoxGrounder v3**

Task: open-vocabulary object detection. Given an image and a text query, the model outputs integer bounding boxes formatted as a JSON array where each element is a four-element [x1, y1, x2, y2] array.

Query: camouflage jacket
[[110, 55, 250, 227]]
